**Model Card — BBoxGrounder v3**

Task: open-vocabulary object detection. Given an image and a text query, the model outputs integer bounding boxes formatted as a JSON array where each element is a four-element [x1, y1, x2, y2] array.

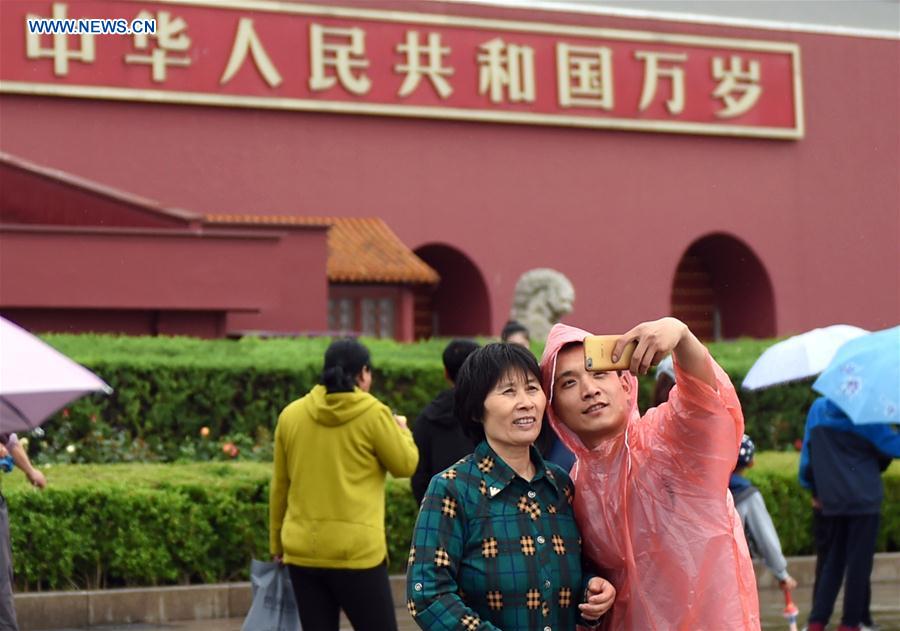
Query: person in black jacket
[[799, 397, 900, 631], [410, 339, 480, 504]]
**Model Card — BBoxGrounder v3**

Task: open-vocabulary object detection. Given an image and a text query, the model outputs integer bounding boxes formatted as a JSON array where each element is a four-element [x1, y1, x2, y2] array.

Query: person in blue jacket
[[798, 397, 900, 631]]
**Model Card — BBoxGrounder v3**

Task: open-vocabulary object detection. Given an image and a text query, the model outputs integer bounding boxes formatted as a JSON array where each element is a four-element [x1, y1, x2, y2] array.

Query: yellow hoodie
[[269, 385, 418, 569]]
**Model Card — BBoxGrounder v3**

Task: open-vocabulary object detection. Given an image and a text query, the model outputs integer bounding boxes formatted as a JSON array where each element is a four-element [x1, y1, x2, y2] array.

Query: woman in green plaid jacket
[[407, 343, 616, 631]]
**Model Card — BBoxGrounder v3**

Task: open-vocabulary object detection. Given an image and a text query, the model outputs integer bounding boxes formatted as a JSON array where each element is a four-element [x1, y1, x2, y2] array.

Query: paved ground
[[54, 581, 900, 630]]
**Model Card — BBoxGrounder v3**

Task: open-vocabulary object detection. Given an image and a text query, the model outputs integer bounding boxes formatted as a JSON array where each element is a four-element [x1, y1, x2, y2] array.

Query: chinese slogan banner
[[0, 0, 805, 139]]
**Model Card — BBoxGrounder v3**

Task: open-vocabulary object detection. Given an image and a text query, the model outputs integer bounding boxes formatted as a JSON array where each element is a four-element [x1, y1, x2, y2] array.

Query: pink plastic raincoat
[[540, 324, 760, 630]]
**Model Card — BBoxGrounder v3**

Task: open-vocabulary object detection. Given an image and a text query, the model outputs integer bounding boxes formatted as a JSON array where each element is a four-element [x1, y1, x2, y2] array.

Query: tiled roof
[[205, 214, 333, 227], [204, 214, 439, 285]]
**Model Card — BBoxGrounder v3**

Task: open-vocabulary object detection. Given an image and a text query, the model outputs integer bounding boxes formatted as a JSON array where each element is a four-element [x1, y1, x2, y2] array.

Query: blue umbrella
[[812, 326, 900, 424]]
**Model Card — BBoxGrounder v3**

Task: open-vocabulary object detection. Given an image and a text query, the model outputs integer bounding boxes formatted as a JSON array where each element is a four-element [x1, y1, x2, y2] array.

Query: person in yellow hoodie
[[270, 338, 419, 631]]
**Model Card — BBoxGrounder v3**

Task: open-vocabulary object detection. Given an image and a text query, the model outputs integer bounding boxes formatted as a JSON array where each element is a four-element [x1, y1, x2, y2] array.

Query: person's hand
[[811, 496, 823, 510], [579, 576, 616, 620], [779, 575, 797, 591], [26, 468, 46, 489], [393, 414, 408, 430], [0, 445, 8, 458], [613, 317, 688, 375], [273, 554, 283, 564]]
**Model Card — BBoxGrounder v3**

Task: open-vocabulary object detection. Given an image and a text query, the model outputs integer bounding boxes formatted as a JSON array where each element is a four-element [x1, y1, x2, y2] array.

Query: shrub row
[[4, 457, 899, 591], [32, 333, 813, 463]]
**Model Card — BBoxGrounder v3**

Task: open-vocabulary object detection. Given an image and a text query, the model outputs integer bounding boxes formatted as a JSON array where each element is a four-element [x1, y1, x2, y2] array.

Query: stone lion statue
[[510, 268, 575, 342]]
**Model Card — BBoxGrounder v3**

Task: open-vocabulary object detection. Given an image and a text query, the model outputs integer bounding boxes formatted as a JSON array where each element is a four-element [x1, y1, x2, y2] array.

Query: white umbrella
[[0, 317, 112, 433], [741, 324, 870, 391]]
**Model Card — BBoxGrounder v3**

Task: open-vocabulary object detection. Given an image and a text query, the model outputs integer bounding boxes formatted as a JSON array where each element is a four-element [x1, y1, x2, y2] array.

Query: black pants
[[287, 562, 397, 631], [809, 512, 879, 627]]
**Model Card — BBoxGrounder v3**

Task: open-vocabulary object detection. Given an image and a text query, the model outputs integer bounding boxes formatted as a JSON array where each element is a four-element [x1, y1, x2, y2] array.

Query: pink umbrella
[[0, 316, 112, 433]]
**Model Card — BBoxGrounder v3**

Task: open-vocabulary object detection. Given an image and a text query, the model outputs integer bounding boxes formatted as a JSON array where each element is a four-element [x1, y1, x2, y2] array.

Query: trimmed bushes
[[34, 333, 812, 464], [5, 463, 271, 590], [4, 457, 898, 591]]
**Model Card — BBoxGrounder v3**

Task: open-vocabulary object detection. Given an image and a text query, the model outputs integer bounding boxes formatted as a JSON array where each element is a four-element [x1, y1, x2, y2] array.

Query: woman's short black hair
[[320, 338, 371, 393], [454, 343, 550, 445]]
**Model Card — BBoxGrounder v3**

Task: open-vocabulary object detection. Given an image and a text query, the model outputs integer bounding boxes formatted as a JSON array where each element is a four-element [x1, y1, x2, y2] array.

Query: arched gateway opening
[[670, 234, 775, 340], [413, 244, 491, 338]]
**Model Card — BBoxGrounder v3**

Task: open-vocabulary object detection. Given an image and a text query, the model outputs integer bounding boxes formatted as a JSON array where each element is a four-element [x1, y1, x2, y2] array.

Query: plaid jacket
[[407, 440, 594, 631]]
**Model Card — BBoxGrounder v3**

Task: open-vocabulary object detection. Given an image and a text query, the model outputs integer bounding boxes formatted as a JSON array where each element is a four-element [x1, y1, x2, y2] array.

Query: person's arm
[[573, 479, 615, 624], [371, 406, 419, 479], [614, 317, 715, 389], [628, 319, 744, 489], [798, 409, 815, 491], [742, 492, 791, 583], [269, 415, 289, 559], [852, 422, 900, 459], [410, 414, 432, 504], [407, 476, 500, 630], [10, 441, 45, 489]]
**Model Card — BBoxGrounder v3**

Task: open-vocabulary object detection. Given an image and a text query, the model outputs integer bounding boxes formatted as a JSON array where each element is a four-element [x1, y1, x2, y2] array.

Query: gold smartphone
[[583, 335, 636, 372]]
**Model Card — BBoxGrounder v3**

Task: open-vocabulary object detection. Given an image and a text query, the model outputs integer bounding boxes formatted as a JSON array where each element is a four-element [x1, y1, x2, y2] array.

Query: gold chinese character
[[124, 10, 191, 83], [712, 55, 762, 118], [220, 18, 282, 88], [477, 38, 535, 104], [395, 31, 453, 99], [26, 2, 95, 76], [556, 43, 613, 110], [308, 24, 371, 95], [635, 51, 687, 115]]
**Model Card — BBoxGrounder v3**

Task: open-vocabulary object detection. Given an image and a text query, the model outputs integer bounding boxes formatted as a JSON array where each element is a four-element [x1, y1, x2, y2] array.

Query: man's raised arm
[[613, 317, 716, 389]]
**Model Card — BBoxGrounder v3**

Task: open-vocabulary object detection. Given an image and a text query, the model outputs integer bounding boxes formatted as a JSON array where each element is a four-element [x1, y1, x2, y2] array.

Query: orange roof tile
[[204, 214, 439, 285]]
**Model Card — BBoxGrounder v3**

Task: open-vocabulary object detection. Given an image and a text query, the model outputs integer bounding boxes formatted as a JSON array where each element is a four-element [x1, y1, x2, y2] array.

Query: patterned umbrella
[[812, 325, 900, 424]]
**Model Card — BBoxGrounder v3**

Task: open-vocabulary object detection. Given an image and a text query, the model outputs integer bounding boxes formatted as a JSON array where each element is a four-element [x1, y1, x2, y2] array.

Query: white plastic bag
[[241, 559, 301, 631]]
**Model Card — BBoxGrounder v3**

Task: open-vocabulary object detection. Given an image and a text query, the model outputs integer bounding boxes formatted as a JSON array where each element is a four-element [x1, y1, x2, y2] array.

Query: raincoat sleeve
[[407, 475, 499, 630], [269, 412, 289, 557], [371, 405, 419, 479], [653, 350, 744, 492]]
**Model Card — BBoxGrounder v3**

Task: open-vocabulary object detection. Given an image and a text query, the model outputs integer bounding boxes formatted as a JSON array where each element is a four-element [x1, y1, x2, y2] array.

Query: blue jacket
[[798, 397, 900, 515]]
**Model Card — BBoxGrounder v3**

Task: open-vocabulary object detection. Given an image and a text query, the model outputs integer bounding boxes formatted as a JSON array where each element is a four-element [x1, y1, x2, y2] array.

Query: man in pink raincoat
[[540, 317, 760, 630]]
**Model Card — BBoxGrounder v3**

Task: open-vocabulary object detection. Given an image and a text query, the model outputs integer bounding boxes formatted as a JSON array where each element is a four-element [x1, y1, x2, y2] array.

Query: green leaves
[[4, 462, 270, 590]]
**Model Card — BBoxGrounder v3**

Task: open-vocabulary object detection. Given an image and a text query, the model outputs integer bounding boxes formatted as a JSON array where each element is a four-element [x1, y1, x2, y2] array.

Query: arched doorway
[[414, 244, 491, 338], [670, 234, 775, 340]]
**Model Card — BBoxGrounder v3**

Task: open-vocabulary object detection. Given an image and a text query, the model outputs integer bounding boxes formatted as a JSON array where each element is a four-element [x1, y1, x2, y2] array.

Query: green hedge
[[5, 463, 271, 590], [4, 456, 899, 591], [31, 333, 816, 463], [33, 335, 449, 463]]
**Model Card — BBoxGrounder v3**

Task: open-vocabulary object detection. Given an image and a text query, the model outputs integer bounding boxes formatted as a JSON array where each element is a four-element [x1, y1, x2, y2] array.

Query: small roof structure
[[205, 214, 439, 285]]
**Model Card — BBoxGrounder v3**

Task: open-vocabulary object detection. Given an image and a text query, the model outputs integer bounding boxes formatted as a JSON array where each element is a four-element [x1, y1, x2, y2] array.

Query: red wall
[[0, 161, 188, 228], [0, 224, 329, 336], [1, 1, 896, 338]]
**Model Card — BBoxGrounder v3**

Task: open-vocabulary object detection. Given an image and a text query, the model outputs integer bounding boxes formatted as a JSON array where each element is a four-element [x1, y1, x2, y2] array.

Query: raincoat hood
[[307, 384, 381, 427], [539, 323, 640, 458]]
